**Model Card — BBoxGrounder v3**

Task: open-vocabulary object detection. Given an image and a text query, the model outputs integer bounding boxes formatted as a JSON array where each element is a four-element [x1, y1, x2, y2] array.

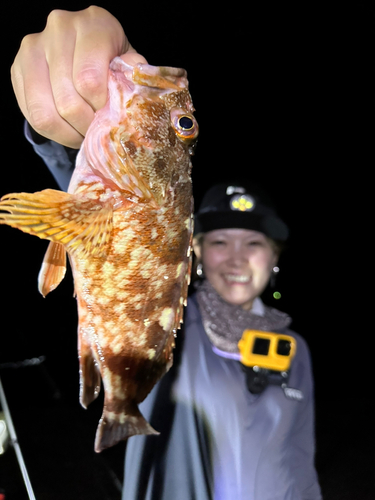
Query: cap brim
[[194, 212, 289, 241]]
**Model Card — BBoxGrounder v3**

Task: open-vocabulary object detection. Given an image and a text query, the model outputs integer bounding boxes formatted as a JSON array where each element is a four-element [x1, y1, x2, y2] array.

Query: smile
[[224, 274, 251, 283]]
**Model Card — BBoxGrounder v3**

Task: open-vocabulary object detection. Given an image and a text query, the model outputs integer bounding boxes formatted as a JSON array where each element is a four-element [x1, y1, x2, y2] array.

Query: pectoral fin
[[0, 189, 113, 259]]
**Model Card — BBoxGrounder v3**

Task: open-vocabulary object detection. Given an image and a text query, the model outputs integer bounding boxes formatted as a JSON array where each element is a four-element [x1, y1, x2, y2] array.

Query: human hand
[[11, 6, 147, 148]]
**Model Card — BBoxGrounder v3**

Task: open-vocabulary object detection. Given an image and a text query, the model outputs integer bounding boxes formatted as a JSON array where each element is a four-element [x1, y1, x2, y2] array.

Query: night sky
[[1, 2, 374, 498]]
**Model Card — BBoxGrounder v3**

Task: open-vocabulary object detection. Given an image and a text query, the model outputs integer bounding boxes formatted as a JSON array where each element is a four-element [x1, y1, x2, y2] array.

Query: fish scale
[[0, 57, 198, 452]]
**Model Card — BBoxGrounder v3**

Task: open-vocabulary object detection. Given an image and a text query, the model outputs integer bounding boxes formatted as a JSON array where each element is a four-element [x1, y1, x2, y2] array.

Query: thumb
[[120, 46, 148, 66]]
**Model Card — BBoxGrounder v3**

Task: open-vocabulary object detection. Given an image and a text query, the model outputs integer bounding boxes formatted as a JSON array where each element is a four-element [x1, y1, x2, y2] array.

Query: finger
[[73, 44, 148, 110], [72, 31, 122, 113], [10, 51, 28, 124], [70, 8, 128, 112], [120, 45, 148, 66], [11, 33, 85, 148], [43, 10, 98, 140]]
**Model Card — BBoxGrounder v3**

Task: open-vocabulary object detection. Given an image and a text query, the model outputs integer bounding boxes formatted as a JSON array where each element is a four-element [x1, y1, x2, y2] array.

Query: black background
[[0, 1, 374, 499]]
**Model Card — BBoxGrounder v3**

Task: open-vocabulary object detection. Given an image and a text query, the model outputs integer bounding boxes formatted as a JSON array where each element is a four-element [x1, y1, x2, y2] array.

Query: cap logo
[[230, 194, 255, 212]]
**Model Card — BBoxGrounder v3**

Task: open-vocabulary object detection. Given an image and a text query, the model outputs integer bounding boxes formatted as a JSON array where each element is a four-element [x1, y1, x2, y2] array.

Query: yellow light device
[[238, 330, 296, 372]]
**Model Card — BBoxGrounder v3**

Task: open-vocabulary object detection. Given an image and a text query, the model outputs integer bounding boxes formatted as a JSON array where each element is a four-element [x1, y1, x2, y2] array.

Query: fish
[[0, 57, 198, 452]]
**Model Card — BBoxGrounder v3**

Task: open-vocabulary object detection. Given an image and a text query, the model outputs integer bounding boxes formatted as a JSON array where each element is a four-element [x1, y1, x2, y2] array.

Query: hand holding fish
[[11, 6, 147, 149]]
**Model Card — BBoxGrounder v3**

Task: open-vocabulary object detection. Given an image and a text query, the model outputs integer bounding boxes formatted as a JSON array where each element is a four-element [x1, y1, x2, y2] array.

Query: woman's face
[[194, 228, 278, 310]]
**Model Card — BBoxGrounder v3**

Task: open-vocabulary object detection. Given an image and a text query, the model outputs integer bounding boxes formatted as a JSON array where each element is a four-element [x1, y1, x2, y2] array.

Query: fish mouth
[[223, 274, 251, 284]]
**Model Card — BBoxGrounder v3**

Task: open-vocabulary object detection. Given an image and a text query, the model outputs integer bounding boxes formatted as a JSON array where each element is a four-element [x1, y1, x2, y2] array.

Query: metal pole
[[0, 377, 36, 500]]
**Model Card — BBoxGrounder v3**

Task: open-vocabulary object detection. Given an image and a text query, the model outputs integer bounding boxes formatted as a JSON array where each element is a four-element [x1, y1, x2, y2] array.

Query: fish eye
[[178, 116, 194, 130], [170, 108, 199, 143]]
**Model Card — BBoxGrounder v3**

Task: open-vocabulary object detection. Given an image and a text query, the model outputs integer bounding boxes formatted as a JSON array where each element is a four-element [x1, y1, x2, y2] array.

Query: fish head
[[83, 58, 198, 206]]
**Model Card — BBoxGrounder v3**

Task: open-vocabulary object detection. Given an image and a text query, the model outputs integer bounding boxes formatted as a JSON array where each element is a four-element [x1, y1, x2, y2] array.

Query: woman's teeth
[[224, 274, 250, 283]]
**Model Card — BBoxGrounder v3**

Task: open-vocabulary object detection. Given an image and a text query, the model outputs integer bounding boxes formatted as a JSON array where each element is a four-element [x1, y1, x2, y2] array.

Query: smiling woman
[[124, 181, 322, 500]]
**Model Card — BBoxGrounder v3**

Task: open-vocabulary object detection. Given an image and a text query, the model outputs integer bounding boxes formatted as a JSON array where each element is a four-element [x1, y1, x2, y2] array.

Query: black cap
[[194, 182, 289, 241]]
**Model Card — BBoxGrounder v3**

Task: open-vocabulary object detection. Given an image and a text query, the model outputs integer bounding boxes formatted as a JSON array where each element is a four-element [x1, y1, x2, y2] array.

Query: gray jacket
[[123, 294, 321, 500]]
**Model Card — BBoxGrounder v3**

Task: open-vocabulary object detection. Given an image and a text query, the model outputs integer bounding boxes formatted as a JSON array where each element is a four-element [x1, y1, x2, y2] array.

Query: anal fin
[[38, 241, 67, 297]]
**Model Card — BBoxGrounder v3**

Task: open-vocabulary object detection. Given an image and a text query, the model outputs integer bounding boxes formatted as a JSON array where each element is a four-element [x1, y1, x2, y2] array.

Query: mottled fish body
[[0, 57, 198, 452]]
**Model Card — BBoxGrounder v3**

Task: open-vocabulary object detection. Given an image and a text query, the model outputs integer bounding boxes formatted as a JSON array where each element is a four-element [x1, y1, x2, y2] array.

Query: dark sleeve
[[24, 121, 77, 191]]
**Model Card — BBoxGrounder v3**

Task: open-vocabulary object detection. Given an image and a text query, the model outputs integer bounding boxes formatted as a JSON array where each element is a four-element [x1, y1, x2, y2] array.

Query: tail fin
[[94, 405, 159, 453]]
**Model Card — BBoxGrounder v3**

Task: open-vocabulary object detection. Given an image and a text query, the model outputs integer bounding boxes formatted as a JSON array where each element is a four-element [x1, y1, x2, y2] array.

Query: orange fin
[[0, 189, 113, 258], [38, 242, 67, 297], [132, 64, 187, 90], [85, 124, 154, 202], [94, 405, 159, 453], [79, 337, 101, 409]]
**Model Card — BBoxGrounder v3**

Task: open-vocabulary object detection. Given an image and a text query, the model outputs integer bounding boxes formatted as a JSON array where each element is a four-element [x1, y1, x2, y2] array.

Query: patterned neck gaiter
[[196, 279, 292, 353]]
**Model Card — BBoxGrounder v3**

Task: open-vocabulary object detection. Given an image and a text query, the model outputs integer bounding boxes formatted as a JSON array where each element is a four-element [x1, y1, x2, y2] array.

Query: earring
[[271, 266, 281, 300], [196, 262, 204, 277]]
